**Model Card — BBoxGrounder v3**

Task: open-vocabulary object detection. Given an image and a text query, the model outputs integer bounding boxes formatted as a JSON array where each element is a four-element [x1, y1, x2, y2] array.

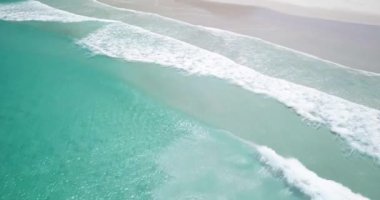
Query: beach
[[1, 0, 380, 199], [99, 0, 380, 73]]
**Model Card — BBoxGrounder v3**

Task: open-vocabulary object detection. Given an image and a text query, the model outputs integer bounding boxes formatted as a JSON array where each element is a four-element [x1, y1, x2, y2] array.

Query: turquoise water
[[0, 21, 305, 200], [0, 21, 175, 199], [1, 1, 380, 200]]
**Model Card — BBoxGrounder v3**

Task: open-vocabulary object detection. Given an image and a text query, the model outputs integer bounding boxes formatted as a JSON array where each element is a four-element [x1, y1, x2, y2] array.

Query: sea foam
[[159, 121, 369, 200], [0, 0, 104, 23], [257, 146, 369, 200], [91, 0, 380, 110], [2, 0, 380, 177], [78, 23, 380, 161], [0, 2, 375, 198], [93, 0, 380, 77]]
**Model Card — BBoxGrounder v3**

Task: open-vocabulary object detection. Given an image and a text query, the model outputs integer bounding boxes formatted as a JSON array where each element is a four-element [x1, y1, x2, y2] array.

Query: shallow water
[[0, 1, 379, 199], [0, 20, 306, 200]]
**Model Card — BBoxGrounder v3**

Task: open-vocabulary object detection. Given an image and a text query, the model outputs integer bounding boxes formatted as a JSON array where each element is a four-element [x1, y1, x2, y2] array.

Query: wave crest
[[78, 23, 380, 161], [0, 0, 104, 23], [257, 146, 369, 200]]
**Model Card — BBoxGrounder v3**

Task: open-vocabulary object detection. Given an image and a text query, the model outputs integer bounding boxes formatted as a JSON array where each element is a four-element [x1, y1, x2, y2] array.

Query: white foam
[[0, 0, 105, 23], [78, 23, 380, 161], [158, 121, 369, 200], [93, 0, 380, 77], [257, 146, 369, 200], [203, 26, 380, 77], [219, 130, 370, 199]]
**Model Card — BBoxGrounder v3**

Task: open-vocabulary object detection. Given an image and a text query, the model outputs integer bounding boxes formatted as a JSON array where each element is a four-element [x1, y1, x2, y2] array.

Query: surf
[[0, 0, 111, 23], [4, 0, 380, 109], [256, 145, 368, 200], [1, 0, 379, 168], [157, 122, 369, 200], [77, 22, 380, 162], [0, 1, 379, 199], [90, 0, 380, 111]]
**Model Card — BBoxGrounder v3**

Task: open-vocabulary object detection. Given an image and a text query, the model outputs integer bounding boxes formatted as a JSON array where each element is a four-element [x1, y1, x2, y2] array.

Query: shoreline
[[97, 0, 380, 73], [204, 0, 380, 26]]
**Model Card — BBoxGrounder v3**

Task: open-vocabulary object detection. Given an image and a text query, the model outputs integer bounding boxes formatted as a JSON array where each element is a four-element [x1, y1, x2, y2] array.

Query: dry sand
[[99, 0, 380, 73], [205, 0, 380, 25]]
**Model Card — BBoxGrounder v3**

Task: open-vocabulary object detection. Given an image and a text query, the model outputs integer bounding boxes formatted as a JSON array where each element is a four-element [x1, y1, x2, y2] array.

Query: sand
[[205, 0, 380, 25], [98, 0, 380, 73]]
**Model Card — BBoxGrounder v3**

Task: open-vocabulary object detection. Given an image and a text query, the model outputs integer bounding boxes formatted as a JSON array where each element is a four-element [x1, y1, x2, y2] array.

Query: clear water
[[1, 1, 379, 200], [0, 21, 305, 200]]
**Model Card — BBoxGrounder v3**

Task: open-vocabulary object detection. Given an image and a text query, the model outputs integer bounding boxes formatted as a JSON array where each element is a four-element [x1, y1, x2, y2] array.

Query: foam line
[[256, 146, 369, 200], [0, 2, 374, 197], [93, 0, 380, 111], [227, 130, 370, 199], [92, 0, 380, 77], [202, 26, 380, 77], [78, 23, 380, 161], [164, 123, 369, 200], [0, 0, 110, 23]]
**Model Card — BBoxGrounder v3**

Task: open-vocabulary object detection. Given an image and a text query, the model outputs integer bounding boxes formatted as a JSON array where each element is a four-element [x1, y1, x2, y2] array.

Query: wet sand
[[99, 0, 380, 73], [204, 0, 380, 26]]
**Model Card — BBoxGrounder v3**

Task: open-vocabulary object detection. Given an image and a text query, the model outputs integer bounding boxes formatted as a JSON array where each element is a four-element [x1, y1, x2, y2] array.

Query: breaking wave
[[158, 122, 369, 200], [78, 23, 380, 161], [257, 146, 368, 200], [0, 0, 109, 22]]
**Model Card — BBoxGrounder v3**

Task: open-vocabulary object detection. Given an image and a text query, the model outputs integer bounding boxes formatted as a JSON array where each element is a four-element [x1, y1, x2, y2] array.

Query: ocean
[[0, 0, 379, 199]]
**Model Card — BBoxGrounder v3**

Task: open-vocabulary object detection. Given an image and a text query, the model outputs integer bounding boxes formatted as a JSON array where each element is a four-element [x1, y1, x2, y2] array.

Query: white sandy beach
[[99, 0, 380, 73], [206, 0, 380, 25], [1, 1, 380, 199]]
